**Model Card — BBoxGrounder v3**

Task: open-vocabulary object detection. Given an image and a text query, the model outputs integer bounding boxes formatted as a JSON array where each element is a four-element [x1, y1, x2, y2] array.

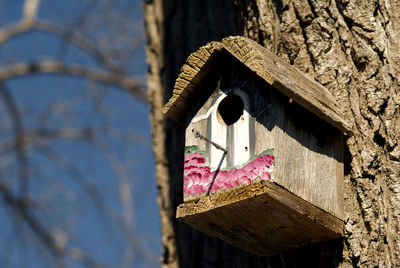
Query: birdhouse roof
[[162, 36, 352, 134]]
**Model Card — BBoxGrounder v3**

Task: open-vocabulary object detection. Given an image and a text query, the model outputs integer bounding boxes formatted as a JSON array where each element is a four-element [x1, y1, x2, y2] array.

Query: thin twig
[[0, 60, 147, 101], [0, 82, 30, 196], [0, 127, 150, 155], [0, 180, 110, 268], [33, 20, 123, 73]]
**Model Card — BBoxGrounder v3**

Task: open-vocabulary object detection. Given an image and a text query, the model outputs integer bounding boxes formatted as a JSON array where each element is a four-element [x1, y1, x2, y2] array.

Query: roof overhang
[[162, 36, 352, 135]]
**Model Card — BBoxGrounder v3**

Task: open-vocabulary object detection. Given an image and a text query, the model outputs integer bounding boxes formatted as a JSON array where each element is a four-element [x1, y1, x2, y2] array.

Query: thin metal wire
[[193, 130, 227, 153]]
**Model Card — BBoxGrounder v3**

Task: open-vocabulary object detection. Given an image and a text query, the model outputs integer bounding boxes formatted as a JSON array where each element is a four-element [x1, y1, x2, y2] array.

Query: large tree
[[144, 0, 400, 267]]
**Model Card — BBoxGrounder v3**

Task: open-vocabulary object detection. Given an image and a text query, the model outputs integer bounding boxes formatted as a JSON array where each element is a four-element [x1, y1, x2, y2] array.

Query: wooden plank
[[259, 88, 345, 220], [221, 37, 352, 134], [177, 180, 343, 256]]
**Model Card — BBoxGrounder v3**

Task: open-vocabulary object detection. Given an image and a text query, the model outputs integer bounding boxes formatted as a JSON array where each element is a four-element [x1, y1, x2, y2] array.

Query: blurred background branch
[[0, 61, 146, 101], [0, 0, 159, 267]]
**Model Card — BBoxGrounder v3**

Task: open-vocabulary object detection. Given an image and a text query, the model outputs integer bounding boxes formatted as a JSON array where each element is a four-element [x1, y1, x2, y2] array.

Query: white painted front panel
[[232, 110, 250, 166], [206, 89, 251, 169], [210, 94, 227, 170], [232, 89, 250, 166]]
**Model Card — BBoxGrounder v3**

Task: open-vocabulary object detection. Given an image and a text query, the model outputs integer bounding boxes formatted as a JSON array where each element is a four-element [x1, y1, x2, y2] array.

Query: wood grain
[[252, 82, 345, 220], [177, 180, 343, 256]]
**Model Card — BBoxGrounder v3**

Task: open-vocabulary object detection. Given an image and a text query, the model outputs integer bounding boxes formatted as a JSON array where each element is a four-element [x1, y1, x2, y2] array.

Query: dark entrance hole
[[217, 94, 244, 125]]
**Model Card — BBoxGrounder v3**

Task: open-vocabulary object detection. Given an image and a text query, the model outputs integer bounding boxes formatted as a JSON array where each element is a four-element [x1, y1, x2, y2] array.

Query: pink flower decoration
[[184, 150, 274, 198], [260, 172, 271, 180]]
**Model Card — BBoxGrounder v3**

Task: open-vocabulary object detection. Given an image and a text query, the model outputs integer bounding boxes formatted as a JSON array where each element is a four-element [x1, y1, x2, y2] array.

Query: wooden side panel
[[177, 180, 343, 256], [253, 85, 344, 219]]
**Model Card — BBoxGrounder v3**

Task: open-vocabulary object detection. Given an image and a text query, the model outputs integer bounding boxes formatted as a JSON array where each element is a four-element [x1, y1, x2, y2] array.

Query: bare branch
[[90, 138, 159, 266], [93, 139, 135, 225], [36, 145, 119, 220], [33, 20, 123, 73], [0, 127, 150, 156], [0, 61, 147, 102], [0, 18, 131, 74], [0, 128, 93, 155], [0, 206, 22, 267], [0, 181, 55, 252], [23, 0, 41, 22], [0, 82, 29, 196], [0, 180, 110, 268], [0, 2, 156, 266], [0, 21, 33, 45], [0, 0, 41, 45], [34, 145, 158, 266]]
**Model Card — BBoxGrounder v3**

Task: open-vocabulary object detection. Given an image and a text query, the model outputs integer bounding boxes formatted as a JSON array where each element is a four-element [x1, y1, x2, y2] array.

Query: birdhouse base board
[[176, 180, 343, 256]]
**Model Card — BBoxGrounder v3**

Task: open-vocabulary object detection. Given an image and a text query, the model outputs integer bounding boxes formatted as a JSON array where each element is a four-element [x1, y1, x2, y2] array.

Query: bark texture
[[144, 0, 400, 267]]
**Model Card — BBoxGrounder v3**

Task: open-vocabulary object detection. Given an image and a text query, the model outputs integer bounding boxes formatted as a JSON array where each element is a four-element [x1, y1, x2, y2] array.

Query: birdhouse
[[162, 36, 352, 256]]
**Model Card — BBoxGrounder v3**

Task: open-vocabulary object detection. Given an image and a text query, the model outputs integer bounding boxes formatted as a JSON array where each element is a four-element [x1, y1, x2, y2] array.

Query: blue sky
[[0, 1, 160, 267]]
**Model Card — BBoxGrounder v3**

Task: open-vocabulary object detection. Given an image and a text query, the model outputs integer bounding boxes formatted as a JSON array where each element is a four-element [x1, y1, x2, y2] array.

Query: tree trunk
[[144, 0, 400, 267]]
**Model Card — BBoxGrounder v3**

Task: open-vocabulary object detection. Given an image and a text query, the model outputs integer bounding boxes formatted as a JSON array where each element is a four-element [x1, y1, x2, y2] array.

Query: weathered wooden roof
[[162, 36, 352, 134]]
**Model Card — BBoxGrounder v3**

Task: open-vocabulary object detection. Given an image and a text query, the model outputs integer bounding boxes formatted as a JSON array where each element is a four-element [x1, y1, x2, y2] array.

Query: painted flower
[[184, 150, 274, 198]]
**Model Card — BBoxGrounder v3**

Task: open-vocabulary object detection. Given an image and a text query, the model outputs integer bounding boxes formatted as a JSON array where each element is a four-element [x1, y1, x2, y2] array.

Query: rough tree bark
[[144, 0, 400, 267]]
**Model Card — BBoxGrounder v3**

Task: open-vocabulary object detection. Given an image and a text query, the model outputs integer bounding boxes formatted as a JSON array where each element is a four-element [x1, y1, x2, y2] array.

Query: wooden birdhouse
[[162, 36, 352, 256]]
